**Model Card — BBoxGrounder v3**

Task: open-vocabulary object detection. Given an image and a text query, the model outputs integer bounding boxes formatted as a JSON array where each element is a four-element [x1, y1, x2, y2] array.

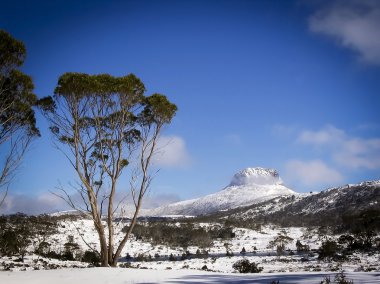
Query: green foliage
[[53, 73, 145, 101], [240, 247, 246, 254], [139, 93, 178, 125], [45, 71, 177, 206], [0, 213, 59, 259], [0, 229, 20, 256], [337, 232, 377, 252], [232, 259, 263, 273], [276, 243, 286, 256], [318, 240, 341, 261], [82, 250, 101, 266], [267, 234, 293, 252], [0, 30, 53, 138], [296, 240, 310, 252], [48, 71, 176, 150], [125, 222, 235, 249], [268, 234, 295, 256], [341, 209, 380, 234], [0, 70, 38, 135], [63, 235, 81, 261], [0, 30, 26, 70], [35, 241, 51, 256], [127, 222, 212, 249], [209, 226, 235, 239], [0, 30, 53, 203]]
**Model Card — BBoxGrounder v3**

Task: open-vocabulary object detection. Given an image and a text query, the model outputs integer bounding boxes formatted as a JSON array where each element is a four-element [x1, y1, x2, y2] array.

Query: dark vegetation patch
[[124, 221, 235, 249]]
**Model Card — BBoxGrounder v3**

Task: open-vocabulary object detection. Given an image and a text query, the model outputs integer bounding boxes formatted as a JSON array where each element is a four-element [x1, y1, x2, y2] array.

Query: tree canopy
[[0, 30, 53, 206]]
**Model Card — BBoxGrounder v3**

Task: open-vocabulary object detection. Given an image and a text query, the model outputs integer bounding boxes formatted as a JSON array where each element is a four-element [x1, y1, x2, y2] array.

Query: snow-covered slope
[[214, 180, 380, 226], [145, 167, 296, 216]]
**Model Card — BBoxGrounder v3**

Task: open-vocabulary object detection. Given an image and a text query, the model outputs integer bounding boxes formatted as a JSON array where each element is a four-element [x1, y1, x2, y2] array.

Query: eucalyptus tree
[[44, 72, 177, 266], [0, 30, 52, 207]]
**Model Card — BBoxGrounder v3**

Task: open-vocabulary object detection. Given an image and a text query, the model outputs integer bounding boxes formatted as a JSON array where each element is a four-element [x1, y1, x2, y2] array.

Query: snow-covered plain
[[1, 217, 379, 284], [1, 268, 379, 284], [40, 220, 378, 274]]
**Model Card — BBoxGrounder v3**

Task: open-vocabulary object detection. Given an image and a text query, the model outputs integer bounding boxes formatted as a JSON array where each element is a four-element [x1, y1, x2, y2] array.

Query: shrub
[[136, 253, 148, 262], [61, 251, 75, 261], [63, 235, 81, 260], [334, 270, 354, 284], [232, 259, 263, 273], [82, 250, 100, 266], [45, 250, 61, 259], [240, 247, 246, 254], [276, 244, 285, 256], [0, 229, 19, 256], [0, 227, 31, 260], [296, 240, 310, 252], [169, 253, 176, 261], [318, 240, 340, 261], [195, 249, 209, 259], [125, 222, 235, 249], [35, 241, 51, 256], [319, 270, 354, 284]]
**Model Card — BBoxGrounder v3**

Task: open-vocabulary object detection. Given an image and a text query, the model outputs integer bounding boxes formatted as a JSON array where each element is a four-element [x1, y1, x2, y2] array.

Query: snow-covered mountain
[[211, 180, 380, 227], [145, 167, 296, 216]]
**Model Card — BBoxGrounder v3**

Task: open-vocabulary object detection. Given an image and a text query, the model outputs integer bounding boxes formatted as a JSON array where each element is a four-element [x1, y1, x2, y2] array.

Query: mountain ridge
[[143, 167, 296, 216], [202, 180, 380, 227]]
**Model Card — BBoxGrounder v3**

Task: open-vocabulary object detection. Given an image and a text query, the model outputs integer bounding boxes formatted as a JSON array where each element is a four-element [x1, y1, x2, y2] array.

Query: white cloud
[[0, 192, 69, 215], [0, 190, 182, 215], [297, 124, 344, 145], [141, 192, 181, 209], [153, 135, 191, 167], [334, 137, 380, 169], [285, 159, 344, 187], [297, 125, 380, 169], [309, 0, 380, 65]]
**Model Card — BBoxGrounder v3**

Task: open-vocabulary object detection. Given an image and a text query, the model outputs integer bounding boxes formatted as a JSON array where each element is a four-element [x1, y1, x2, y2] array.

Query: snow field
[[0, 268, 379, 284], [34, 219, 380, 274], [1, 217, 379, 280]]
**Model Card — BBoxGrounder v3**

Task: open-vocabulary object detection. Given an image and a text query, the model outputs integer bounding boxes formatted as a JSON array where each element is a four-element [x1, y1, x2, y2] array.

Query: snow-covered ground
[[62, 221, 379, 274], [1, 217, 379, 276], [0, 268, 379, 284]]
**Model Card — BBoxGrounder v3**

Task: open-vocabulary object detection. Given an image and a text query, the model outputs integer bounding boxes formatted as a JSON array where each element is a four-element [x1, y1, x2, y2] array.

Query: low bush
[[318, 240, 341, 261], [232, 259, 263, 273], [82, 250, 101, 266], [319, 270, 354, 284]]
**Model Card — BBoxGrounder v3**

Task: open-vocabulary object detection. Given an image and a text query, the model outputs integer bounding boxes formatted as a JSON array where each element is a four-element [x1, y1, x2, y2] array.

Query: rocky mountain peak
[[229, 167, 283, 186]]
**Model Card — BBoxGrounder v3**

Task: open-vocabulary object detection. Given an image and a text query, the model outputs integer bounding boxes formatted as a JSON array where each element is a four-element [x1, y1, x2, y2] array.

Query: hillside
[[145, 167, 296, 216], [203, 180, 380, 228]]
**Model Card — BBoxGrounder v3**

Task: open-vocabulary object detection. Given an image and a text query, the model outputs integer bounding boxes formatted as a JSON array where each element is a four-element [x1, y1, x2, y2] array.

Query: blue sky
[[1, 0, 379, 214]]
